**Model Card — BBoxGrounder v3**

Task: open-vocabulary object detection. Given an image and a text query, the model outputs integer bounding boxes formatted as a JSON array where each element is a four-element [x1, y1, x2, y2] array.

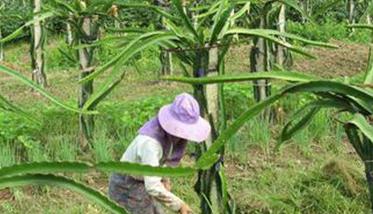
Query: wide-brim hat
[[158, 93, 211, 143]]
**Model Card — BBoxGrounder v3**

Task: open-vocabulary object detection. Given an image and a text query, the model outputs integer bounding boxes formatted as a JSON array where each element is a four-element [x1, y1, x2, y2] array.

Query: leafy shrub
[[0, 111, 40, 144], [98, 96, 172, 139], [223, 83, 253, 120], [0, 142, 17, 167], [0, 0, 30, 37], [45, 38, 77, 71], [288, 19, 371, 43]]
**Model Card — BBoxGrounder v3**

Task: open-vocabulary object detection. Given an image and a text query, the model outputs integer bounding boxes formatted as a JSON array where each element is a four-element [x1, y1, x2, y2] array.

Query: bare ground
[[225, 40, 369, 78]]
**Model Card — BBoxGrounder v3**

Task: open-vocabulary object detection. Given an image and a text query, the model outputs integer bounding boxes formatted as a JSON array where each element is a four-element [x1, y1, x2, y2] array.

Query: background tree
[[153, 0, 173, 76], [31, 0, 47, 87], [245, 1, 319, 116], [0, 1, 29, 62], [277, 4, 286, 66], [0, 4, 5, 62]]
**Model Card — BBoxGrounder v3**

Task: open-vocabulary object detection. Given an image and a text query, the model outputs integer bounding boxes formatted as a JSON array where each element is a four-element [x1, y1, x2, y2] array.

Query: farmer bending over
[[109, 93, 211, 214]]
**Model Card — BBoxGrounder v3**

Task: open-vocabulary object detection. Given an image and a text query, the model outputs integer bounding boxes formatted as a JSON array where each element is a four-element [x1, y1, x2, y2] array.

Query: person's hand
[[162, 179, 172, 191], [179, 203, 193, 214]]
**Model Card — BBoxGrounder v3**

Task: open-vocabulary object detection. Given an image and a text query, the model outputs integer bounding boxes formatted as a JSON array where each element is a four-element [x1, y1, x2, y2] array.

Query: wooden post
[[277, 4, 286, 66], [348, 0, 355, 25], [367, 15, 371, 25], [205, 47, 219, 147], [365, 162, 373, 212], [112, 5, 120, 29], [250, 9, 272, 121], [162, 16, 173, 76], [300, 0, 309, 23], [154, 0, 173, 76], [78, 15, 98, 148], [66, 13, 74, 45], [31, 0, 47, 87], [193, 46, 223, 214], [250, 17, 270, 102], [0, 28, 4, 62]]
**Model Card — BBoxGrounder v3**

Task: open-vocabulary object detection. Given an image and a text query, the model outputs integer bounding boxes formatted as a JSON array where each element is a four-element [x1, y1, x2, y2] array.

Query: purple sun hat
[[158, 93, 211, 143]]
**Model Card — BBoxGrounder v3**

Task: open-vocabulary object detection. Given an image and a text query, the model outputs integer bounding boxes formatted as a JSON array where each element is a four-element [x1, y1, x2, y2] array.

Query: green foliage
[[49, 137, 78, 162], [164, 70, 318, 84], [0, 0, 30, 37], [232, 157, 369, 213], [223, 83, 253, 120], [297, 160, 368, 213], [0, 111, 40, 144], [119, 96, 171, 127], [92, 130, 114, 163], [98, 96, 172, 135], [288, 19, 372, 43], [0, 143, 17, 168], [45, 38, 77, 70]]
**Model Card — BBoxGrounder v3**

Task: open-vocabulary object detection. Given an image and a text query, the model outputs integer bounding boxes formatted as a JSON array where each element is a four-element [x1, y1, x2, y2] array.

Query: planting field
[[1, 1, 373, 214]]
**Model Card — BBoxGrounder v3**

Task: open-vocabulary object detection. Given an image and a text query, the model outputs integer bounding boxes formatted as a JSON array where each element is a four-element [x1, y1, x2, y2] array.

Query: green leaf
[[195, 0, 221, 20], [0, 161, 196, 178], [0, 12, 54, 43], [257, 29, 338, 48], [105, 27, 150, 34], [229, 2, 251, 21], [96, 162, 196, 177], [312, 0, 344, 19], [113, 2, 180, 22], [344, 124, 365, 158], [58, 47, 78, 64], [0, 162, 92, 178], [279, 97, 362, 145], [79, 31, 177, 83], [196, 154, 220, 170], [82, 33, 178, 109], [171, 0, 202, 44], [0, 94, 41, 125], [276, 0, 312, 22], [197, 80, 373, 169], [0, 174, 126, 214], [348, 114, 373, 144], [210, 0, 233, 43], [348, 96, 373, 114], [163, 18, 195, 46], [164, 71, 317, 84], [286, 81, 373, 108], [348, 24, 373, 31], [279, 106, 320, 143], [197, 92, 284, 168], [224, 28, 316, 58], [50, 0, 78, 15], [0, 64, 96, 115]]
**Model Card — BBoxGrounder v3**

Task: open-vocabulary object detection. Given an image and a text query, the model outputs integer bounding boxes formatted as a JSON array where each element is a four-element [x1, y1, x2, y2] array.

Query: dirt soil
[[293, 40, 370, 78], [225, 40, 369, 78]]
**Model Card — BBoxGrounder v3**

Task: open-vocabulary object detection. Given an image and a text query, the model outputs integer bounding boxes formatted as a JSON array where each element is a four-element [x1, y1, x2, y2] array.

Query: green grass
[[0, 142, 17, 168]]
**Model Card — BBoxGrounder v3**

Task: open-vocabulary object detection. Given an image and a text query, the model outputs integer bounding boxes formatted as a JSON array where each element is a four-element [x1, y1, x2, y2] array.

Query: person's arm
[[139, 139, 184, 212]]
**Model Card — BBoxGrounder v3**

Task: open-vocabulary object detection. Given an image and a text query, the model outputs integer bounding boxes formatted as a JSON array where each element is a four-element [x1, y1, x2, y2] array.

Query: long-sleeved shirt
[[120, 135, 184, 212]]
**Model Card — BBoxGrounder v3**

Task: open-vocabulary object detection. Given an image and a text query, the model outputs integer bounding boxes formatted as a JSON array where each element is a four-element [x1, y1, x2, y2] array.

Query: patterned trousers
[[108, 173, 164, 214]]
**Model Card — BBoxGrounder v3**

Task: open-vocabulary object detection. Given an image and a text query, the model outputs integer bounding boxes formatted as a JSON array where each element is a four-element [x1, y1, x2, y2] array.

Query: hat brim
[[158, 105, 211, 143]]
